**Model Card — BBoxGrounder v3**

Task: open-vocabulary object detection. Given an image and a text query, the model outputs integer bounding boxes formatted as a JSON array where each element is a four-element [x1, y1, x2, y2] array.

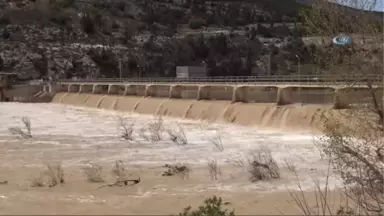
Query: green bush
[[49, 12, 71, 26], [2, 28, 10, 39], [0, 15, 10, 26], [177, 196, 235, 216], [188, 18, 206, 30], [81, 14, 96, 35]]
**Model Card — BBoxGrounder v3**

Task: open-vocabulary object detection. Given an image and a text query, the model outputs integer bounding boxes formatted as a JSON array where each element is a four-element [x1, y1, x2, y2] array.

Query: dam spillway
[[53, 92, 331, 132], [0, 81, 378, 132], [48, 82, 382, 132], [61, 83, 337, 105], [55, 82, 383, 108]]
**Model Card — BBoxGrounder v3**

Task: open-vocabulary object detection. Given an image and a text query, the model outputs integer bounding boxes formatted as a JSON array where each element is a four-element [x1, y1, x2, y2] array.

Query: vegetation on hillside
[[0, 0, 382, 79]]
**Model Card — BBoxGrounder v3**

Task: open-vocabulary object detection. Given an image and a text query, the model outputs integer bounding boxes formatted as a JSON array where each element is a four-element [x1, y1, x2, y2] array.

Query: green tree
[[81, 13, 96, 35], [177, 196, 235, 216]]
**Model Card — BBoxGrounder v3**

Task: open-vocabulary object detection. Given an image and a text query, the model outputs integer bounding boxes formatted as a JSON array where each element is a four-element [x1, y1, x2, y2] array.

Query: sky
[[332, 0, 384, 12], [374, 1, 384, 11], [366, 1, 383, 11]]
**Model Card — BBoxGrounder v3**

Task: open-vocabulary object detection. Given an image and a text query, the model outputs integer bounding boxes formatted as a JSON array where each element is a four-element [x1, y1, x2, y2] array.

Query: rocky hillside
[[0, 0, 382, 80]]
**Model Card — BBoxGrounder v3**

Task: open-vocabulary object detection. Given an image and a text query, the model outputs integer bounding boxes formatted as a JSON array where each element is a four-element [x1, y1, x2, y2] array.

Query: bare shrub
[[30, 162, 65, 187], [8, 116, 32, 139], [95, 160, 140, 188], [285, 162, 361, 216], [111, 160, 130, 180], [45, 162, 65, 187], [138, 128, 150, 141], [247, 147, 280, 182], [207, 159, 221, 181], [82, 163, 105, 183], [162, 164, 190, 180], [118, 116, 134, 140], [284, 158, 297, 173], [30, 174, 45, 187], [210, 133, 224, 152], [139, 115, 164, 142], [148, 115, 164, 141], [230, 157, 246, 169], [167, 124, 187, 145], [299, 0, 383, 214]]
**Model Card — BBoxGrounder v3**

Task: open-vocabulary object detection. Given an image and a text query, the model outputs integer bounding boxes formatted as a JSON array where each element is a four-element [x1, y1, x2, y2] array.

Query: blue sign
[[332, 35, 353, 46]]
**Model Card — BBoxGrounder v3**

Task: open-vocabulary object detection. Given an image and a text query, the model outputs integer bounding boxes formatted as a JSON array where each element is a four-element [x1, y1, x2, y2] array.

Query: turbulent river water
[[0, 102, 342, 214]]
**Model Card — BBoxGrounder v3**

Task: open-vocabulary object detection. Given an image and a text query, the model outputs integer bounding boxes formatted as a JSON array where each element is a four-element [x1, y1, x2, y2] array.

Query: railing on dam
[[53, 74, 383, 110], [57, 74, 382, 85]]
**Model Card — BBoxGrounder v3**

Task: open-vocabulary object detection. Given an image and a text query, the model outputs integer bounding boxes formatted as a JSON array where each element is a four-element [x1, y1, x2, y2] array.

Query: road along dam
[[48, 81, 383, 132]]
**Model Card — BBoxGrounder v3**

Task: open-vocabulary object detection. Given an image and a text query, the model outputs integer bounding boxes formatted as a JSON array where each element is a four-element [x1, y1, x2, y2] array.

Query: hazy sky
[[333, 0, 384, 11], [375, 1, 384, 11], [368, 0, 383, 11]]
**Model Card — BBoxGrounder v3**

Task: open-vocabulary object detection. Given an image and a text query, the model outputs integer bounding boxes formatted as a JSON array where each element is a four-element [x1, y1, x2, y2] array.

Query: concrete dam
[[47, 82, 382, 132]]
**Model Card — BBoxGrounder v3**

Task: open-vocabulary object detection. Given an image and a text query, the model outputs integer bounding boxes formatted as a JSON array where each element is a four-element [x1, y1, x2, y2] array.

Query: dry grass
[[82, 163, 105, 183], [118, 116, 134, 141], [285, 162, 360, 216], [210, 133, 224, 152], [45, 162, 65, 187], [30, 162, 65, 187], [231, 157, 246, 169], [139, 115, 164, 142], [8, 116, 32, 139], [247, 147, 280, 182], [167, 123, 188, 145], [138, 128, 150, 141], [148, 115, 164, 141], [207, 159, 221, 181], [284, 158, 297, 173], [30, 174, 45, 187], [111, 160, 130, 180]]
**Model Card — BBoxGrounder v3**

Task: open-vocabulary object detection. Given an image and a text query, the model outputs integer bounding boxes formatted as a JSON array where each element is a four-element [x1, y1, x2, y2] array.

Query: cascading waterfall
[[52, 93, 339, 132]]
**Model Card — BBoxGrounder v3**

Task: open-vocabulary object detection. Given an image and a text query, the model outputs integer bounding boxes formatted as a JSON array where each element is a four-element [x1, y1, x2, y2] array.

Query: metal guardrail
[[57, 74, 383, 85]]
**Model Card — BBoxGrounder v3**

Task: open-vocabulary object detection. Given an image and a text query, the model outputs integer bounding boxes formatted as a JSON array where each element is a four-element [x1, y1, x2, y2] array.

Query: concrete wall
[[55, 83, 382, 108], [146, 85, 170, 98], [68, 84, 80, 93], [58, 84, 69, 92], [136, 85, 147, 96], [108, 85, 118, 95], [80, 84, 93, 93], [234, 86, 278, 103], [284, 87, 335, 104], [208, 85, 234, 101], [181, 86, 199, 99], [3, 85, 42, 102], [93, 85, 109, 94]]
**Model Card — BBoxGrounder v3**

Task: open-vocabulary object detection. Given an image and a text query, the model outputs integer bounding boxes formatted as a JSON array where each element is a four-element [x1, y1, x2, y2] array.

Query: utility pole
[[295, 55, 301, 79], [295, 55, 301, 105], [119, 59, 122, 82]]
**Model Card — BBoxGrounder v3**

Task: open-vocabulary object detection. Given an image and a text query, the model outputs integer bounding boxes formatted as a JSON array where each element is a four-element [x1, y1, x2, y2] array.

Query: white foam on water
[[0, 102, 342, 193]]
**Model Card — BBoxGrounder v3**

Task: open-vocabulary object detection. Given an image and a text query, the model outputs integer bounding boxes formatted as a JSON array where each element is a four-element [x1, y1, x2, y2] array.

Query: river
[[0, 102, 341, 214]]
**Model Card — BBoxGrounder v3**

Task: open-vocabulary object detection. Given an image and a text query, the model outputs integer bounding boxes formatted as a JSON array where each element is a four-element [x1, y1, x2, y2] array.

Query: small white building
[[176, 65, 207, 78]]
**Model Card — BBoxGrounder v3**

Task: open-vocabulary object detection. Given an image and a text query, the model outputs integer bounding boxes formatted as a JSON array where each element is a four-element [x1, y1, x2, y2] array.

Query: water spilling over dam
[[54, 92, 332, 132], [50, 80, 382, 132]]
